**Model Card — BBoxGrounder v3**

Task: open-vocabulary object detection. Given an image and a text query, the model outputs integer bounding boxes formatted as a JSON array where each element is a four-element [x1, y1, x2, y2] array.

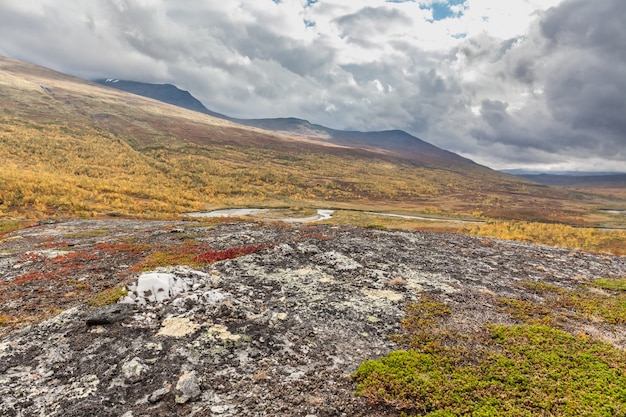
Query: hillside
[[1, 55, 624, 225], [95, 79, 231, 119], [94, 79, 470, 166], [237, 119, 472, 166]]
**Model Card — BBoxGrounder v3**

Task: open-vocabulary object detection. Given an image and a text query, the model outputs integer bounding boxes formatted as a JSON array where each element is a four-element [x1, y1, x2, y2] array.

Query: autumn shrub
[[0, 314, 16, 327], [193, 244, 271, 264], [131, 242, 208, 271], [0, 219, 34, 239], [462, 221, 626, 255], [94, 242, 152, 255], [131, 242, 272, 271]]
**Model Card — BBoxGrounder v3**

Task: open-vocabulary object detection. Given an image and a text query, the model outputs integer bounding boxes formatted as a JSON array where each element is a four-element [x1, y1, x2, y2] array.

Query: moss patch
[[87, 286, 129, 308], [354, 294, 626, 416]]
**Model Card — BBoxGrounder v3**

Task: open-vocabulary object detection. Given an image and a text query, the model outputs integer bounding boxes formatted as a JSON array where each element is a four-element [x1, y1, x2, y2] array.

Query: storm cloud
[[0, 0, 623, 172]]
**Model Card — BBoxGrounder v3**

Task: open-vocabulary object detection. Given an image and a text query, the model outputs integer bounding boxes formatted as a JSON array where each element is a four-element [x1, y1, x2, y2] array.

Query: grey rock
[[1, 220, 626, 417], [148, 387, 170, 403], [85, 303, 134, 326], [175, 371, 201, 404], [121, 357, 147, 383]]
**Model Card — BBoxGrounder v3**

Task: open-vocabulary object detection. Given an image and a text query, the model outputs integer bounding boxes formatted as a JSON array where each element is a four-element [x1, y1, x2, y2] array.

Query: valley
[[2, 56, 624, 228], [1, 55, 626, 417]]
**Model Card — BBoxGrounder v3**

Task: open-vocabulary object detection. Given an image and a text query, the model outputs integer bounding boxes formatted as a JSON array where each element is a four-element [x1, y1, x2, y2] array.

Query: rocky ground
[[1, 218, 625, 416]]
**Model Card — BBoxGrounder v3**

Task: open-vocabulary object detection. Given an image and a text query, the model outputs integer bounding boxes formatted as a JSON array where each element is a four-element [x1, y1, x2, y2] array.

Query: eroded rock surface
[[1, 219, 625, 416]]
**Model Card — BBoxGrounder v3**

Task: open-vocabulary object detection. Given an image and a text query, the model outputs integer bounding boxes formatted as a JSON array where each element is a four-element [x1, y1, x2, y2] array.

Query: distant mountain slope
[[237, 117, 472, 166], [520, 174, 626, 188], [94, 79, 230, 119], [96, 79, 471, 166]]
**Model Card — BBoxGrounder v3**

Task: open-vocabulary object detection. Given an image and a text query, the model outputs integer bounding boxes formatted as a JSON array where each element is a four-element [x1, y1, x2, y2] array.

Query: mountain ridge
[[518, 173, 626, 188], [94, 78, 473, 167], [95, 79, 231, 120]]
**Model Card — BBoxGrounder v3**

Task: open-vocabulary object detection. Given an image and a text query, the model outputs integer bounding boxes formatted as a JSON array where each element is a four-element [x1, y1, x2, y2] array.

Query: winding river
[[185, 208, 479, 224]]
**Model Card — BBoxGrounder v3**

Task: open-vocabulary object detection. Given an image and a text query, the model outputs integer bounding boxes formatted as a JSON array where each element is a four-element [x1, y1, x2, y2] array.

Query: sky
[[0, 0, 624, 172]]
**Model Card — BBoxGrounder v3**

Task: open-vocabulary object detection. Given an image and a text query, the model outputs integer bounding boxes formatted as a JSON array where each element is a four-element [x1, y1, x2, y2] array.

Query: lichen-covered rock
[[175, 371, 201, 404], [149, 386, 171, 403], [0, 220, 625, 416], [157, 317, 200, 338], [86, 303, 134, 325], [121, 357, 148, 383]]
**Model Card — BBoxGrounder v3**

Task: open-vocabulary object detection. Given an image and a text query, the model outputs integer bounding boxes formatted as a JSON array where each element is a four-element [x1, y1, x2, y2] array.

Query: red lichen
[[194, 244, 271, 264]]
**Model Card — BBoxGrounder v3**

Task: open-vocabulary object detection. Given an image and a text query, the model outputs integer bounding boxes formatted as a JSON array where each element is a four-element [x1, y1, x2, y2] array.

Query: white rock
[[135, 272, 173, 302], [201, 289, 228, 304], [210, 405, 230, 414], [170, 277, 190, 297]]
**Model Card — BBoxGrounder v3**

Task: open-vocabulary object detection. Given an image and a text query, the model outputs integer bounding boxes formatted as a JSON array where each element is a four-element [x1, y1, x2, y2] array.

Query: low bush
[[354, 293, 626, 416]]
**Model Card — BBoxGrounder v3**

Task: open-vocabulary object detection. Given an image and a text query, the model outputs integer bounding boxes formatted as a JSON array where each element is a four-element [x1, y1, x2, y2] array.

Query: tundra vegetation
[[2, 55, 625, 228], [354, 284, 626, 416], [462, 221, 626, 256], [0, 120, 545, 219]]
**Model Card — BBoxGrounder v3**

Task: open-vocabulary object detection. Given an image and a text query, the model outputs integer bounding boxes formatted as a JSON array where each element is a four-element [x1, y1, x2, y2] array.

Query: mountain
[[235, 118, 472, 166], [94, 78, 230, 119], [501, 169, 625, 176], [519, 173, 626, 188], [96, 79, 471, 166], [1, 55, 624, 225]]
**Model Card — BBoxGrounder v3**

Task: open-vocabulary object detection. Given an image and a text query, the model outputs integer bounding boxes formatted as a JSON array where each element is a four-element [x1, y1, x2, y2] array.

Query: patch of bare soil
[[1, 219, 625, 416]]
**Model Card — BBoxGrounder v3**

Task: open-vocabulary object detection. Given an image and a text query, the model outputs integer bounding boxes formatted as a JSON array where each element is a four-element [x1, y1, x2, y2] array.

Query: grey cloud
[[456, 34, 514, 65], [510, 58, 535, 85], [479, 100, 509, 128], [0, 0, 624, 171], [540, 0, 626, 58], [234, 26, 335, 77], [417, 68, 456, 96], [333, 6, 411, 46], [538, 0, 626, 155], [430, 0, 626, 168]]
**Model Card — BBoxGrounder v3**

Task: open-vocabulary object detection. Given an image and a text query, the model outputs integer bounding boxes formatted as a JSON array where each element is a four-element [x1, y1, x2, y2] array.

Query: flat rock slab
[[85, 303, 134, 326], [0, 220, 625, 417]]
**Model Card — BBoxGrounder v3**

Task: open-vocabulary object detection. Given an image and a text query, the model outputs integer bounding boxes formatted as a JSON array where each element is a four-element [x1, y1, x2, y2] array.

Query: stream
[[185, 208, 479, 224]]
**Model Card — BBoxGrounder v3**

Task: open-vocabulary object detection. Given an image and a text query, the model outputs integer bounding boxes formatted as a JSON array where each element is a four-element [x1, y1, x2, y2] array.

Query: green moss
[[393, 295, 455, 352], [591, 277, 626, 292], [497, 297, 558, 326], [354, 296, 626, 416], [87, 286, 128, 308], [519, 280, 565, 295], [565, 290, 626, 325], [500, 279, 626, 326]]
